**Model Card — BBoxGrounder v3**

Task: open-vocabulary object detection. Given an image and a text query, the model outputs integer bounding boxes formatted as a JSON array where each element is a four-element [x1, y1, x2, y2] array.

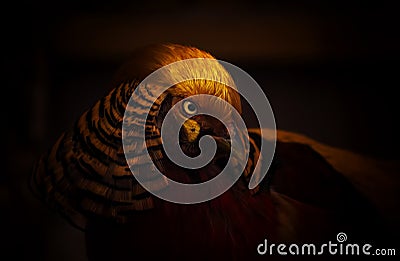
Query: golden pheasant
[[31, 43, 387, 260]]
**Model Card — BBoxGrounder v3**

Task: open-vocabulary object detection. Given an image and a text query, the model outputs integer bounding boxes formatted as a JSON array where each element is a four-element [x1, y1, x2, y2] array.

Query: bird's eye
[[182, 100, 197, 115]]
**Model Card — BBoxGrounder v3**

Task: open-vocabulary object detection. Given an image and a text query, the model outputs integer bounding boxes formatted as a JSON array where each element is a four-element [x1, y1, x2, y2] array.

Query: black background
[[3, 1, 399, 260]]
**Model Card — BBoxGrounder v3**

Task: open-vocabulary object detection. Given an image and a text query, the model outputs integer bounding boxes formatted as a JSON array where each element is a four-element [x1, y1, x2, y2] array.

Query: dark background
[[3, 1, 399, 260]]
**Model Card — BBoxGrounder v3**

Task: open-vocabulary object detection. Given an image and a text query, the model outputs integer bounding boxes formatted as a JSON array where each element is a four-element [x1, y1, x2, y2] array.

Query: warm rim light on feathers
[[115, 43, 242, 113]]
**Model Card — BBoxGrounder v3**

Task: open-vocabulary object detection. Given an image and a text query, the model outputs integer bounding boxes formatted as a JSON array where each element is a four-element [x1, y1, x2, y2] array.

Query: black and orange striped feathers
[[30, 43, 257, 229]]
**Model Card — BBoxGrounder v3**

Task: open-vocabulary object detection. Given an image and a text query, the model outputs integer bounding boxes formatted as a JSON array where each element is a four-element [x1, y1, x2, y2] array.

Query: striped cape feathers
[[30, 43, 259, 229]]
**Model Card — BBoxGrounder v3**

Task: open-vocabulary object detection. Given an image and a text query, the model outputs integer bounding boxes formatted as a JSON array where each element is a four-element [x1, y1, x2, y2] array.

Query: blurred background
[[3, 0, 399, 260]]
